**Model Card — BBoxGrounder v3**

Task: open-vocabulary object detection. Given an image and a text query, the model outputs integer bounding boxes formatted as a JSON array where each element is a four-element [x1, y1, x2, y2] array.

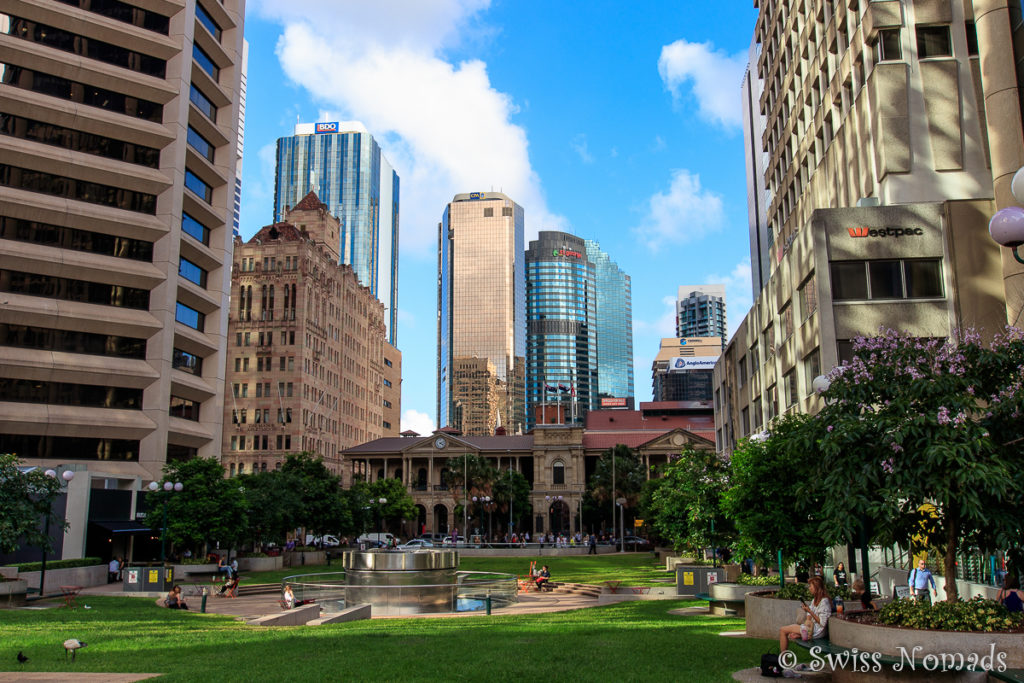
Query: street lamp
[[149, 480, 183, 563], [39, 469, 74, 597], [988, 167, 1024, 264], [377, 497, 388, 539], [616, 497, 627, 553]]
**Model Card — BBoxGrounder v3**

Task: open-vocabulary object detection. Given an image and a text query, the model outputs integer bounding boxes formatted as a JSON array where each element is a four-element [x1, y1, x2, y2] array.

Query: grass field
[[256, 552, 671, 587], [1, 596, 768, 681]]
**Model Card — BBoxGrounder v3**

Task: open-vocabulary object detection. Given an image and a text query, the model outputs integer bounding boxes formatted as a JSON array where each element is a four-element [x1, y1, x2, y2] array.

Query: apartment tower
[[0, 0, 246, 560], [676, 285, 727, 343]]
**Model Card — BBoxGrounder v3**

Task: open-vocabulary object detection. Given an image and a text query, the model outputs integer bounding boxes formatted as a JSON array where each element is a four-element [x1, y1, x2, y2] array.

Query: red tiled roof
[[292, 191, 328, 212], [247, 222, 305, 243], [585, 409, 714, 431]]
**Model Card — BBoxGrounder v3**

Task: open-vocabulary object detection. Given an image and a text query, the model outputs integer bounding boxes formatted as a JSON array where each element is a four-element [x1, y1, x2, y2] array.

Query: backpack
[[760, 652, 783, 677]]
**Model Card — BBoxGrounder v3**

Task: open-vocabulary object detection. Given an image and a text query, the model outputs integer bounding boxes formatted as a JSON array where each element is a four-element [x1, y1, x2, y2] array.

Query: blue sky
[[239, 0, 760, 434]]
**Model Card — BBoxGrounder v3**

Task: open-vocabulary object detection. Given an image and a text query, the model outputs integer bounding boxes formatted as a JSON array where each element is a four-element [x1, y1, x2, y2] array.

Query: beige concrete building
[[342, 402, 715, 538], [222, 193, 400, 476], [437, 192, 526, 435], [0, 0, 245, 561], [652, 336, 722, 403], [716, 0, 1009, 455]]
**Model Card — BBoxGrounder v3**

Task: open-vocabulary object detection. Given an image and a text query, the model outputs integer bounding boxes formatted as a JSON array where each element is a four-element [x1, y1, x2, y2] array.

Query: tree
[[0, 454, 64, 554], [365, 477, 417, 534], [443, 454, 497, 499], [147, 457, 246, 556], [643, 446, 733, 557], [279, 453, 349, 538], [237, 470, 295, 548], [792, 328, 1024, 601], [722, 414, 829, 568], [491, 468, 532, 534], [588, 445, 646, 536]]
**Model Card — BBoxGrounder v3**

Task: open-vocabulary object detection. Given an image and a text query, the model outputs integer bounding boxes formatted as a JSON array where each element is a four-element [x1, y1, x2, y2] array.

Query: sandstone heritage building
[[222, 193, 400, 476]]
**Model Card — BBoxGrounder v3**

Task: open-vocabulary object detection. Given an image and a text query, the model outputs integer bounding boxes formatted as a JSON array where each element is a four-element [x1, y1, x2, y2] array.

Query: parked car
[[441, 535, 466, 546], [399, 539, 434, 549], [357, 532, 397, 546], [622, 536, 652, 550], [418, 533, 447, 543]]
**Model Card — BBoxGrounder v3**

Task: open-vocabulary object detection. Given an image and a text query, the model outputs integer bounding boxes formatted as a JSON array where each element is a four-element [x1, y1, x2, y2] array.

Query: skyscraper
[[0, 0, 246, 560], [274, 122, 400, 344], [585, 239, 634, 403], [741, 36, 769, 298], [437, 192, 525, 435], [676, 285, 727, 343], [525, 232, 597, 427]]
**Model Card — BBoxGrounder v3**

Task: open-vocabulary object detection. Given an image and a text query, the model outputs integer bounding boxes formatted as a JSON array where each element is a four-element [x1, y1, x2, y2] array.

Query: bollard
[[201, 592, 208, 614], [486, 595, 492, 615]]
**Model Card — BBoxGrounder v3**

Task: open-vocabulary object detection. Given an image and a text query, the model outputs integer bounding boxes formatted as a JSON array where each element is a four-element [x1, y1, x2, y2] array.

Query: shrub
[[771, 582, 851, 602], [736, 574, 779, 586], [6, 557, 103, 572], [878, 596, 1024, 632]]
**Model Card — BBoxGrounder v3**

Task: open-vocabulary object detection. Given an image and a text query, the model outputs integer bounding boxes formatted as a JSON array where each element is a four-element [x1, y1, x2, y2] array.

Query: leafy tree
[[722, 414, 828, 568], [790, 328, 1024, 601], [491, 468, 532, 534], [0, 453, 64, 554], [443, 454, 497, 499], [237, 470, 295, 547], [589, 444, 646, 507], [279, 452, 349, 539], [643, 446, 733, 557], [365, 477, 417, 534], [147, 457, 246, 556]]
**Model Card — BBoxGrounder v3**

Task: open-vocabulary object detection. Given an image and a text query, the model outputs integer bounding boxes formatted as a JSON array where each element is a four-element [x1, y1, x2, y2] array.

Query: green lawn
[[253, 552, 671, 587], [1, 596, 770, 681]]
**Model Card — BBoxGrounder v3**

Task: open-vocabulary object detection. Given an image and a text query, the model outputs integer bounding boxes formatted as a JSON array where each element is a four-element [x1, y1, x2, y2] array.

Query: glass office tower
[[584, 239, 634, 402], [274, 122, 399, 344], [437, 192, 526, 435], [526, 232, 597, 427]]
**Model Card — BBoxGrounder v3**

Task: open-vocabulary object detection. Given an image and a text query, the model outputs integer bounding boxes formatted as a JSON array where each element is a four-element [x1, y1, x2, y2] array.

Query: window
[[54, 0, 169, 34], [181, 213, 210, 245], [175, 302, 204, 331], [192, 43, 219, 79], [831, 259, 943, 301], [837, 340, 855, 365], [916, 25, 952, 58], [173, 348, 202, 375], [483, 208, 494, 217], [876, 28, 902, 61], [553, 461, 565, 485], [0, 378, 141, 409], [1, 113, 160, 168], [178, 257, 207, 287], [737, 357, 747, 389], [1, 216, 152, 261], [194, 2, 221, 40], [187, 126, 215, 162], [0, 434, 138, 461], [831, 262, 870, 300], [781, 302, 794, 341], [169, 396, 200, 421], [767, 383, 778, 419], [383, 378, 392, 387], [905, 260, 943, 298], [0, 164, 156, 214], [1, 63, 162, 122], [502, 207, 513, 216], [2, 270, 149, 309], [1, 323, 144, 359], [804, 348, 821, 394], [189, 84, 217, 121], [869, 261, 903, 299], [184, 169, 212, 203], [799, 273, 817, 320], [783, 371, 798, 408], [965, 22, 978, 56], [741, 407, 750, 436]]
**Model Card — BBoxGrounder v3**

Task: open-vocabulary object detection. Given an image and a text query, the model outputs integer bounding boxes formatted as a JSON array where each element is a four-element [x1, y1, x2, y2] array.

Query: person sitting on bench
[[217, 574, 240, 597], [535, 565, 551, 591]]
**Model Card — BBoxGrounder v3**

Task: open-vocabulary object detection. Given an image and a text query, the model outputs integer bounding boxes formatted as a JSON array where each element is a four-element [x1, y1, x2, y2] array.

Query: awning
[[90, 520, 155, 535]]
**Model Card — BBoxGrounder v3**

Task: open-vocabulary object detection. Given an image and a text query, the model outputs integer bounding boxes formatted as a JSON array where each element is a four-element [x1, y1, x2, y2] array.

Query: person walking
[[833, 561, 848, 588], [588, 534, 597, 555], [909, 558, 937, 603]]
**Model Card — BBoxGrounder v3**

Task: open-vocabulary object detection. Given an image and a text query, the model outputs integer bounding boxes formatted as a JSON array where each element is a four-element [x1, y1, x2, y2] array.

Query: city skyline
[[238, 1, 760, 433]]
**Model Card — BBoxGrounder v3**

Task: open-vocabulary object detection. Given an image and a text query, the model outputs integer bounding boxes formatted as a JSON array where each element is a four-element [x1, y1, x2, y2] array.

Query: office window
[[831, 259, 943, 301], [173, 348, 202, 375], [869, 261, 904, 299], [184, 169, 212, 203], [905, 260, 943, 298], [799, 273, 817, 320], [830, 262, 870, 300], [804, 348, 821, 394], [916, 25, 952, 58], [181, 212, 210, 245], [876, 28, 902, 61], [189, 84, 217, 121], [965, 22, 979, 56], [175, 302, 204, 331], [195, 2, 222, 40], [169, 395, 200, 421], [192, 43, 219, 80], [179, 257, 207, 287], [187, 126, 215, 162]]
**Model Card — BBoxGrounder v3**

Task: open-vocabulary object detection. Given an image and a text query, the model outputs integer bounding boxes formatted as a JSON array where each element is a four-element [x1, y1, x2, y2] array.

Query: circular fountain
[[284, 549, 518, 617]]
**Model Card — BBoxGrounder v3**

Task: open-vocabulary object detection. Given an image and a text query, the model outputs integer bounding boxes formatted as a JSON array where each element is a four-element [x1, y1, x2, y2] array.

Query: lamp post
[[616, 497, 626, 553], [39, 469, 74, 598], [149, 480, 183, 564], [989, 168, 1024, 265], [377, 497, 388, 538]]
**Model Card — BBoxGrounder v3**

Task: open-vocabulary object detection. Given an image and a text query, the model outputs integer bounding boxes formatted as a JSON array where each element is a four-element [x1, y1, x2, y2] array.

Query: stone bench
[[247, 603, 320, 626], [307, 603, 371, 625]]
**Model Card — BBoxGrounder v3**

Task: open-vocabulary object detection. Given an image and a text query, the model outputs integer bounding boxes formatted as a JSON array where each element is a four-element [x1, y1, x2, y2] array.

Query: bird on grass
[[17, 651, 28, 664], [63, 639, 87, 662]]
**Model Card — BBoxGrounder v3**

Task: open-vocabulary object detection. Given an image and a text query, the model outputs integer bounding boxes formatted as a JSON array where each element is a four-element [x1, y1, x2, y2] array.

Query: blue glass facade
[[274, 124, 399, 344], [526, 232, 597, 428], [584, 239, 634, 402]]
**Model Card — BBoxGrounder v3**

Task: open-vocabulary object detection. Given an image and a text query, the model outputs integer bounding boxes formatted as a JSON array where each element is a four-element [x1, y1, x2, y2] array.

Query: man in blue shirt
[[909, 558, 937, 603]]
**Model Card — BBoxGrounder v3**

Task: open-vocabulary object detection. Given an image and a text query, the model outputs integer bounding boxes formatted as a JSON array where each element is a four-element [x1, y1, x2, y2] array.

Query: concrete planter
[[17, 564, 106, 591], [284, 550, 325, 567], [171, 563, 219, 581], [829, 615, 1024, 682], [744, 590, 805, 639], [709, 582, 779, 617], [237, 556, 283, 572], [0, 579, 29, 607]]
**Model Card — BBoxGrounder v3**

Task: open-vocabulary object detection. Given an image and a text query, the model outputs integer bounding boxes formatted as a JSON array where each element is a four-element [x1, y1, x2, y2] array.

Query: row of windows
[[2, 14, 166, 78], [0, 216, 153, 261], [55, 0, 169, 35], [0, 434, 139, 461], [0, 164, 157, 215], [1, 63, 163, 122], [234, 356, 296, 375], [1, 269, 149, 309], [1, 112, 160, 168], [235, 330, 297, 346], [228, 435, 292, 453], [230, 408, 293, 424], [0, 378, 142, 409], [831, 259, 943, 301], [0, 323, 145, 359]]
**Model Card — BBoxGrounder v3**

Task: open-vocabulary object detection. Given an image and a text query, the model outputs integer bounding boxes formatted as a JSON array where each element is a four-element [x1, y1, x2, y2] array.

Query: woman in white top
[[779, 576, 831, 651]]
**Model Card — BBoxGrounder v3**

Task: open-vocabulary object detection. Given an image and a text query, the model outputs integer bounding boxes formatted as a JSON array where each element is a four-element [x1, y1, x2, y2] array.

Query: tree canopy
[[589, 444, 646, 507], [0, 453, 64, 554]]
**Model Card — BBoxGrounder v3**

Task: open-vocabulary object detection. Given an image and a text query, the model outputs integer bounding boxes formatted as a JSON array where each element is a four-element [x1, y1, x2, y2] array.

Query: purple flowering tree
[[794, 328, 1024, 601]]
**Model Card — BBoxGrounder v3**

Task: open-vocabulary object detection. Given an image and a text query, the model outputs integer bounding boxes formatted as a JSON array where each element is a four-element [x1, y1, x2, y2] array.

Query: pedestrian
[[833, 561, 848, 588], [588, 534, 597, 555], [108, 556, 120, 584], [908, 558, 937, 603], [997, 574, 1024, 612]]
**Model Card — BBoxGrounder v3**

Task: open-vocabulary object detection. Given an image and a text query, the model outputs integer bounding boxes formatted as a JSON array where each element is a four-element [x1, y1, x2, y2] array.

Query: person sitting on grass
[[535, 565, 551, 591], [778, 576, 830, 651], [164, 585, 189, 610], [282, 584, 295, 609]]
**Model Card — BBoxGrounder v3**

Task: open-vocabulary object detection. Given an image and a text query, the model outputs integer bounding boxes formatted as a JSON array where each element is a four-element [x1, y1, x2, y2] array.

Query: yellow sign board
[[683, 571, 694, 586], [634, 519, 643, 527], [148, 569, 158, 583]]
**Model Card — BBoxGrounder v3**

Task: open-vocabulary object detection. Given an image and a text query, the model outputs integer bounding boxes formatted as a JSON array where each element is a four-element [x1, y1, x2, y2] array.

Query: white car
[[399, 539, 434, 549], [305, 534, 341, 547]]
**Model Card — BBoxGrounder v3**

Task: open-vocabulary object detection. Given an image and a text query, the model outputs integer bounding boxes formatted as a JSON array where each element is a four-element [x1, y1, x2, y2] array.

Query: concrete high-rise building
[[652, 337, 721, 403], [676, 285, 727, 342], [437, 192, 525, 435], [224, 193, 401, 477], [741, 36, 770, 298], [584, 239, 634, 404], [525, 232, 597, 428], [231, 39, 248, 238], [713, 0, 1008, 456], [0, 0, 246, 562], [274, 122, 399, 344]]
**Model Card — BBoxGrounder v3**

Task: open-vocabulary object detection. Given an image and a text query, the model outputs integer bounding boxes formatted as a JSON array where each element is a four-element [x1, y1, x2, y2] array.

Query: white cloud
[[633, 295, 678, 338], [252, 0, 564, 251], [633, 169, 724, 249], [570, 134, 593, 164], [658, 39, 746, 129], [704, 259, 753, 342], [402, 409, 435, 435]]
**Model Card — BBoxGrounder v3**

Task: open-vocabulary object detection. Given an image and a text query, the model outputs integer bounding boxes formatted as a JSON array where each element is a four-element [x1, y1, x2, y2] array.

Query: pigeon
[[63, 639, 87, 662], [17, 651, 28, 664]]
